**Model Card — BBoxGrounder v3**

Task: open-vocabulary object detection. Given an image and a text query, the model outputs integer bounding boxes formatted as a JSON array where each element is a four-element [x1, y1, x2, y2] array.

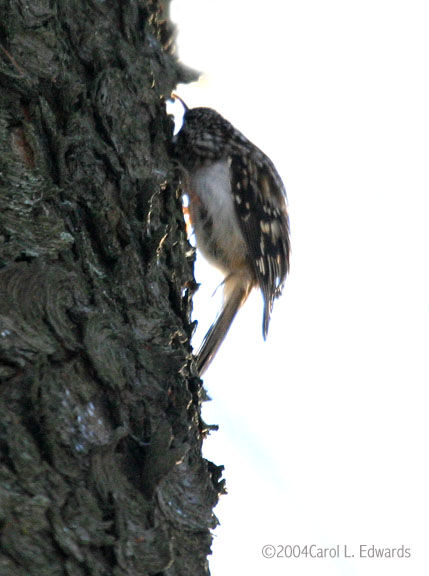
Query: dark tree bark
[[0, 2, 224, 575]]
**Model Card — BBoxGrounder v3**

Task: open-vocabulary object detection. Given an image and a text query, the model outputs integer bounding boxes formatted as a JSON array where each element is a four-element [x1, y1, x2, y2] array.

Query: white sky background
[[169, 1, 429, 575]]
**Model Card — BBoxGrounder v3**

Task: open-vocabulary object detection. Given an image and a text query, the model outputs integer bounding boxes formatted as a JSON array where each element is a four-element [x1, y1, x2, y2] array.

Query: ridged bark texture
[[0, 1, 224, 575]]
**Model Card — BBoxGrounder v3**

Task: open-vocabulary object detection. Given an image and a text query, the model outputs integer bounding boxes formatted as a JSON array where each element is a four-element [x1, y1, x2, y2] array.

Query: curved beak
[[171, 92, 189, 112]]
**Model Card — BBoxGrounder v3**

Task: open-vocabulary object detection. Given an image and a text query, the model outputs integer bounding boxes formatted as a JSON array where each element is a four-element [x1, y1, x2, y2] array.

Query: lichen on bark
[[0, 1, 224, 575]]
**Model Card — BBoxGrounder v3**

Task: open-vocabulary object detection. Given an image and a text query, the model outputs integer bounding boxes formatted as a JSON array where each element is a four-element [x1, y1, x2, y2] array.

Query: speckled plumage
[[174, 104, 290, 374]]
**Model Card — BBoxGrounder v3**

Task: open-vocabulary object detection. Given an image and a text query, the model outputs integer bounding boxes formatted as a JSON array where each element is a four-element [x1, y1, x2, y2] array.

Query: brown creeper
[[173, 97, 290, 375]]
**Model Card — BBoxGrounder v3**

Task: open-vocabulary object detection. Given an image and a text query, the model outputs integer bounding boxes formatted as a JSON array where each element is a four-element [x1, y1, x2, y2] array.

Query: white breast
[[188, 160, 247, 273]]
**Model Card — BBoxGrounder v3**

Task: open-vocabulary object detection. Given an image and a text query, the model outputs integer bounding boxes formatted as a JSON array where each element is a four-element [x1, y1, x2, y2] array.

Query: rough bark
[[0, 1, 224, 575]]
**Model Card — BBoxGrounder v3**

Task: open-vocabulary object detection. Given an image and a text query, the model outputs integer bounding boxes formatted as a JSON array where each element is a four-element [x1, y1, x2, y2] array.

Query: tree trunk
[[0, 2, 223, 575]]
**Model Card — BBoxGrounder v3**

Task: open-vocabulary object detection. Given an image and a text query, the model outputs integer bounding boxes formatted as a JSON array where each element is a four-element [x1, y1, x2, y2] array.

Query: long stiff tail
[[196, 273, 252, 376]]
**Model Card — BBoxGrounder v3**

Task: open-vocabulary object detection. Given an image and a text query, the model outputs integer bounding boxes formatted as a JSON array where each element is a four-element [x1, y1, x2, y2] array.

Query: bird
[[173, 95, 290, 375]]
